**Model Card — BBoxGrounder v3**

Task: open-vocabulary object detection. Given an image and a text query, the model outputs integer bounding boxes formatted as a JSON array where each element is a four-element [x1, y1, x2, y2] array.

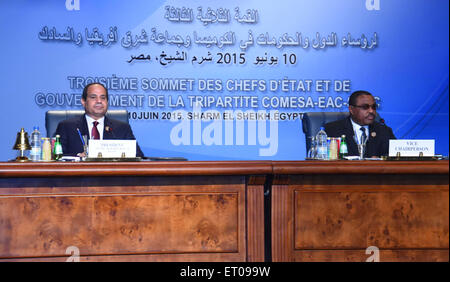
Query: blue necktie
[[360, 127, 367, 144]]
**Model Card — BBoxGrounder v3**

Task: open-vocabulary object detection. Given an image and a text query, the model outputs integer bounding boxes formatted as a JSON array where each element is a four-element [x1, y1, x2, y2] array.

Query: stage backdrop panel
[[0, 0, 448, 161]]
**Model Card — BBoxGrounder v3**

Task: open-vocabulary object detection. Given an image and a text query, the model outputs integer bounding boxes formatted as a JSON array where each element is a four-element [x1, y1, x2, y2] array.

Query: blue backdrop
[[0, 0, 448, 161]]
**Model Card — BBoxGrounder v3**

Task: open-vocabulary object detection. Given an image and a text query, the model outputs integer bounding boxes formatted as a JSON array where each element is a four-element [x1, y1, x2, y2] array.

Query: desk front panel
[[271, 161, 449, 262], [0, 174, 250, 261]]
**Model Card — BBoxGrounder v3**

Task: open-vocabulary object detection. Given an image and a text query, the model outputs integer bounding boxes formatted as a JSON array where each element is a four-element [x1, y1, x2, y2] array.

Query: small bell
[[13, 128, 32, 162]]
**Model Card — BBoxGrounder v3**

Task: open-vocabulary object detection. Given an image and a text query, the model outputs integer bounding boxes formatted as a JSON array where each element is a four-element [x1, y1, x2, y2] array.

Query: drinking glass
[[82, 135, 89, 157], [357, 144, 365, 160], [307, 137, 316, 159]]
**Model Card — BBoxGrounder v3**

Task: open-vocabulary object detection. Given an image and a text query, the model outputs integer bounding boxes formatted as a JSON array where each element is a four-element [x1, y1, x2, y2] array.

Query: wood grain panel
[[1, 252, 245, 262], [271, 161, 448, 262], [293, 249, 449, 262], [272, 160, 449, 175], [294, 190, 449, 249], [288, 174, 448, 191], [0, 191, 240, 259], [271, 185, 293, 262], [246, 184, 265, 261], [0, 161, 272, 177]]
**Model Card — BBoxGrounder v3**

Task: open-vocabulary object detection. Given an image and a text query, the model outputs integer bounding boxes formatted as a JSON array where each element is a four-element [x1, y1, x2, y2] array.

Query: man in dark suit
[[324, 90, 396, 157], [55, 82, 144, 157]]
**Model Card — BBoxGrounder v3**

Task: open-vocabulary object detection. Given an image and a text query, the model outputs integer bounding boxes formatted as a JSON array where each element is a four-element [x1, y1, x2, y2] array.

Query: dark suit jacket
[[55, 115, 144, 157], [324, 117, 396, 157]]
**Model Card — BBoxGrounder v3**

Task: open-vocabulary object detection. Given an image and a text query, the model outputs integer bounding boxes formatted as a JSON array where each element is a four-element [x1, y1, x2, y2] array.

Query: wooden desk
[[0, 161, 270, 262], [271, 160, 449, 262], [1, 160, 448, 262]]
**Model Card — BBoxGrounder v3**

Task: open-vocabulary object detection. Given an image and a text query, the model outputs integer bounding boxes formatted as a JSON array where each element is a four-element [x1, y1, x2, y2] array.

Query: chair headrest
[[45, 110, 128, 137]]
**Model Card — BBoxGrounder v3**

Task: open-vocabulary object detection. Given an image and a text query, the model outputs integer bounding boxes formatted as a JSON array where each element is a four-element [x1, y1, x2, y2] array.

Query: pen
[[77, 128, 85, 146]]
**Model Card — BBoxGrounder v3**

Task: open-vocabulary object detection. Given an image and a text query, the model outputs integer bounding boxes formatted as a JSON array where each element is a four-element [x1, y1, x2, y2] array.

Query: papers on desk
[[60, 156, 81, 162], [343, 156, 361, 160], [143, 157, 188, 161], [343, 156, 383, 160], [59, 156, 188, 162]]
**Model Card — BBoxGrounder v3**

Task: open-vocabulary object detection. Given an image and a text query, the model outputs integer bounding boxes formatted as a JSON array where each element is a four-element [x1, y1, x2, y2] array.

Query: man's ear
[[348, 105, 355, 116], [81, 99, 86, 107]]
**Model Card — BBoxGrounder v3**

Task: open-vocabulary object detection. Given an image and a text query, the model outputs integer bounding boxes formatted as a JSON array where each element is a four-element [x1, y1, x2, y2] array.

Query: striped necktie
[[360, 127, 367, 144]]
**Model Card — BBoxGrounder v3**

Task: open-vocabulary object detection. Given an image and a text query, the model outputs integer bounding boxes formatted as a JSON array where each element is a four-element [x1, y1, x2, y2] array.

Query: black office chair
[[301, 112, 383, 152], [302, 112, 349, 152], [45, 110, 129, 137]]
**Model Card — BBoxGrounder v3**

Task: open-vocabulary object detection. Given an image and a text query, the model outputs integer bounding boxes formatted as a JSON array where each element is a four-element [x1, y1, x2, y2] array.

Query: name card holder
[[85, 140, 140, 162], [387, 139, 437, 160]]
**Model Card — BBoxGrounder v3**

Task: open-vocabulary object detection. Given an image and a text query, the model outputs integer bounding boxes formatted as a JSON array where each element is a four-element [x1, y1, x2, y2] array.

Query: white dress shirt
[[85, 115, 105, 140], [350, 118, 369, 145]]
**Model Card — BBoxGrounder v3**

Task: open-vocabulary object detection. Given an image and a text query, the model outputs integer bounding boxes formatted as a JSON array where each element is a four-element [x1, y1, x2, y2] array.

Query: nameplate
[[389, 139, 435, 157], [88, 140, 136, 158]]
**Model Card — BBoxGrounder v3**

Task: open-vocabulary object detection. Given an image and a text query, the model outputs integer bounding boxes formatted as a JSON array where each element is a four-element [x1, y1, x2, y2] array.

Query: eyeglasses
[[351, 104, 377, 110]]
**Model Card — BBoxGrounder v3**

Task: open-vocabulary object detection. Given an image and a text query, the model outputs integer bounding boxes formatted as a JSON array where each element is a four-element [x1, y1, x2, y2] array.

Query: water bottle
[[316, 126, 328, 160], [30, 126, 41, 161]]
